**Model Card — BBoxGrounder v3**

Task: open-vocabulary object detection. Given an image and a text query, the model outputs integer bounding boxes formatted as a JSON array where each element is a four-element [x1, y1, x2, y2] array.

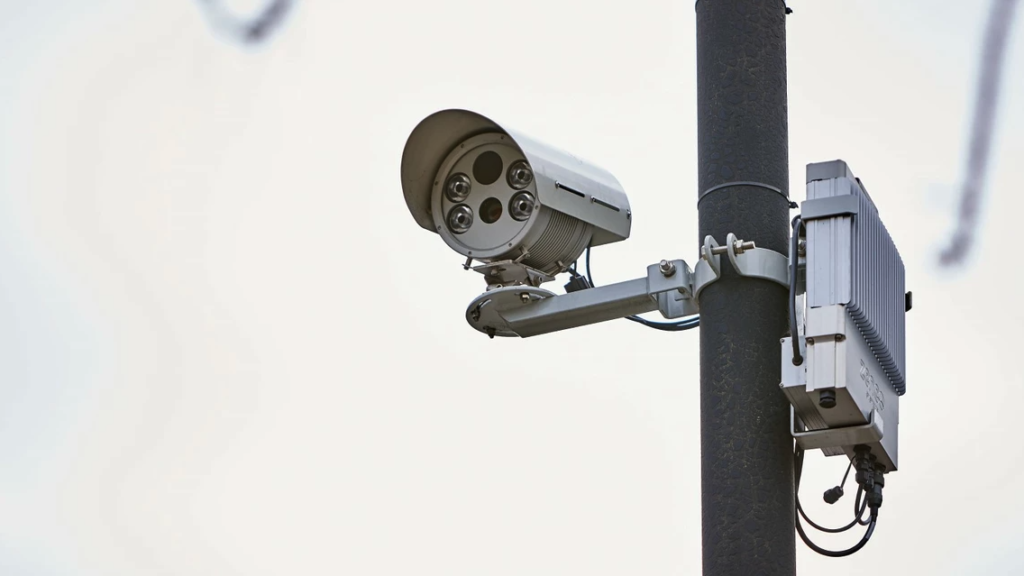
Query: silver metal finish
[[500, 278, 658, 337], [790, 406, 884, 452], [710, 236, 756, 255], [446, 205, 473, 234], [471, 260, 554, 288], [459, 233, 784, 338], [465, 259, 697, 338], [509, 191, 535, 221], [800, 194, 859, 221], [806, 160, 906, 395], [659, 259, 676, 276], [781, 160, 907, 471], [445, 173, 472, 202], [655, 259, 699, 319], [781, 307, 900, 470], [693, 233, 789, 299], [431, 133, 548, 259], [507, 160, 533, 190], [693, 235, 721, 303], [401, 109, 632, 283], [466, 286, 556, 337]]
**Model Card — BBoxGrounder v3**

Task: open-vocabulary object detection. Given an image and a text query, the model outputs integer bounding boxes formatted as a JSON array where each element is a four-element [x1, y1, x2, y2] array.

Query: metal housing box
[[782, 306, 900, 471], [784, 160, 906, 471]]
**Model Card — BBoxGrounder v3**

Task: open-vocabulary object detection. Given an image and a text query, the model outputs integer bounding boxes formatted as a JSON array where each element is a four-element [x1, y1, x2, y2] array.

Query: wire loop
[[698, 180, 798, 209]]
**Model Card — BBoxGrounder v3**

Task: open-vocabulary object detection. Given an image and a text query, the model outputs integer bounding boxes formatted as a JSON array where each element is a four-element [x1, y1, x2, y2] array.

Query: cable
[[794, 449, 864, 534], [796, 511, 877, 558], [798, 488, 866, 534], [857, 489, 873, 526], [794, 447, 879, 556], [789, 216, 804, 365], [583, 247, 699, 331], [840, 457, 853, 489]]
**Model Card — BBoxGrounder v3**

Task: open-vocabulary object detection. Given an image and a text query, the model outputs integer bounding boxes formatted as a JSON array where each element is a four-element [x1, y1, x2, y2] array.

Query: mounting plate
[[465, 286, 556, 338]]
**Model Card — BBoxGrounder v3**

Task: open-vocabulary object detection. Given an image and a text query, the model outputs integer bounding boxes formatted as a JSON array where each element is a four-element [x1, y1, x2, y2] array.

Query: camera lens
[[473, 151, 503, 185], [480, 197, 503, 224]]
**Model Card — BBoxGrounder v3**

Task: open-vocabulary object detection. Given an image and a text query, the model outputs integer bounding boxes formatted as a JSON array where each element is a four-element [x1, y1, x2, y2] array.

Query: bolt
[[709, 240, 756, 256], [835, 334, 846, 342], [659, 259, 676, 276], [806, 337, 814, 345], [798, 240, 807, 257], [520, 293, 531, 303]]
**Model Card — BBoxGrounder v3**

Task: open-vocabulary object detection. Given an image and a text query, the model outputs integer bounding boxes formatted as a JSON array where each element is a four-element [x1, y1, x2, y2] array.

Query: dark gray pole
[[695, 1, 794, 575]]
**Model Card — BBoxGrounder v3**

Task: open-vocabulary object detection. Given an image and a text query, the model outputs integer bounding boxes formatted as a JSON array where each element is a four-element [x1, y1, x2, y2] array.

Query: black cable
[[794, 447, 879, 556], [856, 488, 873, 526], [794, 449, 863, 534], [789, 216, 804, 365], [798, 488, 866, 534], [796, 511, 877, 558], [584, 247, 699, 331], [840, 457, 853, 488]]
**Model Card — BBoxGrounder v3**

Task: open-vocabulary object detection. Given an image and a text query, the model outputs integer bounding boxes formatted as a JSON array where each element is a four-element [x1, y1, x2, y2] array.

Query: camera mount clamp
[[465, 233, 789, 338]]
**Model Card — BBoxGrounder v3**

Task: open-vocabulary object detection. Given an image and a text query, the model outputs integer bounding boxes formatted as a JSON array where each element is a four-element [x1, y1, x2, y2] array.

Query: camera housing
[[400, 109, 631, 286]]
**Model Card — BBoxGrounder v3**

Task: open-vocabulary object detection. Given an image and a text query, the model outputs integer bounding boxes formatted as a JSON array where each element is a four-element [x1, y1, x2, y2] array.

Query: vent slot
[[556, 182, 585, 198], [848, 187, 906, 395], [806, 173, 907, 395], [592, 197, 620, 212]]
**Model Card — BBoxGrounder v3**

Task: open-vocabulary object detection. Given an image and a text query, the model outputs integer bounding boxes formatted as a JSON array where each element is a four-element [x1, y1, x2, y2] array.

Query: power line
[[940, 0, 1020, 266]]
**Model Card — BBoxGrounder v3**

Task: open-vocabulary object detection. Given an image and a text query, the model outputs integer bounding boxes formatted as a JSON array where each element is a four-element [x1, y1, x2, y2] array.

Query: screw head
[[520, 293, 531, 303], [659, 260, 676, 276]]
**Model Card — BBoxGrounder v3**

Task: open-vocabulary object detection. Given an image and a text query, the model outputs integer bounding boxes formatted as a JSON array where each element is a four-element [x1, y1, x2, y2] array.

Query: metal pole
[[695, 1, 794, 574]]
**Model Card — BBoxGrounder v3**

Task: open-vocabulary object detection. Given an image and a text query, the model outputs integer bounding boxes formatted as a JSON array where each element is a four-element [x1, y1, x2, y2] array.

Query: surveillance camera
[[400, 109, 631, 287]]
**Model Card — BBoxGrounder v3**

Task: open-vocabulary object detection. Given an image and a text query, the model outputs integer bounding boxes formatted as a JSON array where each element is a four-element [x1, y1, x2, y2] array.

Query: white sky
[[0, 1, 1022, 574]]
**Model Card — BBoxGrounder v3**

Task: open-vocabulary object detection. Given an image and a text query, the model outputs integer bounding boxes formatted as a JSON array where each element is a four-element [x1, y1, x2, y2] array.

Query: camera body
[[401, 109, 631, 284]]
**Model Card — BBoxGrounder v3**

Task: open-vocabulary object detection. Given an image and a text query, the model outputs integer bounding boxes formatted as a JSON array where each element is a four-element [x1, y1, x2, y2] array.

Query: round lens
[[445, 173, 472, 202], [479, 197, 503, 224], [509, 191, 535, 221], [507, 160, 533, 190], [473, 151, 503, 185], [447, 205, 473, 234]]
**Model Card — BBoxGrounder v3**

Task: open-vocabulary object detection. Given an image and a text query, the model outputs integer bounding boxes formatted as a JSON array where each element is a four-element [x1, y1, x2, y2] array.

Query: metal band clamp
[[692, 233, 790, 301], [698, 180, 798, 209]]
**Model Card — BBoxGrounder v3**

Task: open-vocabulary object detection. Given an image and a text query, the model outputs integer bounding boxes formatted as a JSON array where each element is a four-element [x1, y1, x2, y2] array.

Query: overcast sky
[[0, 1, 1022, 574]]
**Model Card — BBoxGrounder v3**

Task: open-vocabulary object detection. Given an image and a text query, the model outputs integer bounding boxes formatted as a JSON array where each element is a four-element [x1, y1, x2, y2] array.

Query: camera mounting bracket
[[464, 233, 789, 338]]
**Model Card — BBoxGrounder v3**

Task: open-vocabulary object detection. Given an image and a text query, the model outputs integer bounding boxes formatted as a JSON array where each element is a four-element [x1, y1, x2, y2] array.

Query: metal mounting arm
[[466, 260, 698, 338], [464, 234, 790, 338]]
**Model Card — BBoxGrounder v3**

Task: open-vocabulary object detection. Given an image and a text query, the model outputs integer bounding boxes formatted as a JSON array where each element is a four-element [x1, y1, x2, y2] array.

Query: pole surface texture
[[695, 1, 794, 574]]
